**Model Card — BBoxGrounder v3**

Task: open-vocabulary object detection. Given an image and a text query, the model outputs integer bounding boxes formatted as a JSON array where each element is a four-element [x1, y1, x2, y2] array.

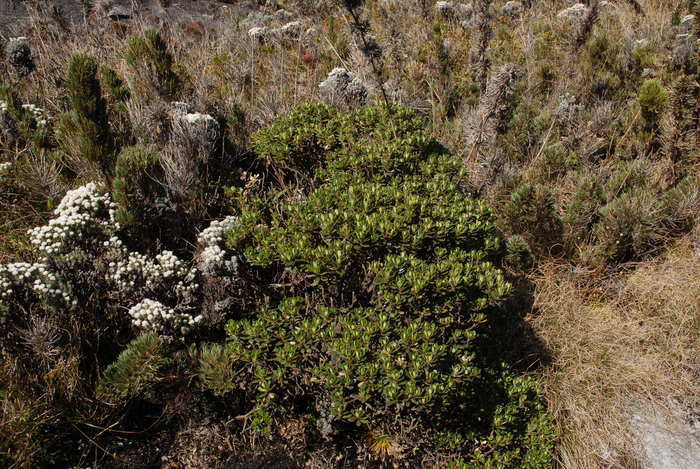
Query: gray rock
[[632, 410, 700, 469], [557, 3, 588, 20], [502, 1, 522, 18], [107, 5, 134, 21], [319, 67, 368, 106], [248, 26, 268, 41]]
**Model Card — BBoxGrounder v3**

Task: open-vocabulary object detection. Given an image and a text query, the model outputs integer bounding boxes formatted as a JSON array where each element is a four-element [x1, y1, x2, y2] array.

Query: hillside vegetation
[[1, 0, 699, 467]]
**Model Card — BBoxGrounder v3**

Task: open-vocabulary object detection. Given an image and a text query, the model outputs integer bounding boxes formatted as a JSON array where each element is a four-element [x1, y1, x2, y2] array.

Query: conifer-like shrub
[[505, 234, 534, 270], [96, 333, 169, 404], [589, 188, 663, 264], [57, 53, 115, 180], [100, 65, 131, 104], [0, 85, 51, 149], [503, 184, 563, 257], [563, 172, 606, 247], [125, 29, 181, 98], [639, 79, 668, 128], [212, 104, 553, 465], [113, 145, 165, 231]]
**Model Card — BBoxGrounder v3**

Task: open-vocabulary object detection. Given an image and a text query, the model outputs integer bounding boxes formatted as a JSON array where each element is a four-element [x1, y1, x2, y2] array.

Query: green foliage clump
[[96, 333, 169, 404], [660, 174, 700, 233], [252, 102, 338, 173], [505, 235, 533, 271], [113, 145, 165, 230], [213, 104, 553, 462], [503, 184, 563, 256], [605, 158, 652, 197], [450, 370, 556, 469], [563, 172, 606, 246], [125, 29, 181, 98], [639, 79, 668, 127], [100, 65, 131, 103], [0, 85, 52, 149], [57, 53, 115, 179], [198, 343, 237, 396], [589, 188, 662, 264]]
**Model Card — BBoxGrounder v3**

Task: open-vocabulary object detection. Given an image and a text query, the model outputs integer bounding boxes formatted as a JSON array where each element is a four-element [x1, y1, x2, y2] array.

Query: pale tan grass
[[531, 240, 700, 468]]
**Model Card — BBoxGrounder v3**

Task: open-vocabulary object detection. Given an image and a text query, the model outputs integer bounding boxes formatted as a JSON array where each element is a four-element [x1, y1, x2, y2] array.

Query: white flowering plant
[[20, 183, 204, 339], [0, 262, 73, 325], [197, 216, 239, 275], [128, 298, 202, 337]]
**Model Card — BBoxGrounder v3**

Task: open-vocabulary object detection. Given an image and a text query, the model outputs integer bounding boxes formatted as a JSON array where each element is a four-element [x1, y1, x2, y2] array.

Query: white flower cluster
[[182, 112, 216, 125], [29, 183, 117, 257], [112, 250, 198, 298], [128, 298, 201, 336], [0, 100, 7, 114], [0, 162, 11, 178], [21, 103, 48, 127], [0, 263, 72, 319], [197, 216, 239, 275], [13, 182, 203, 338]]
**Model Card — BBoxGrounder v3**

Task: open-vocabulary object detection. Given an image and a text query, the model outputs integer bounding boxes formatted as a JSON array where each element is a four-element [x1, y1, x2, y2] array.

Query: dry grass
[[531, 239, 700, 468]]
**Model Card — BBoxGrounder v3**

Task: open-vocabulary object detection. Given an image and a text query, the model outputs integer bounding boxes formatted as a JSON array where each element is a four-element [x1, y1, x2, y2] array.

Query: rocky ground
[[0, 0, 258, 37]]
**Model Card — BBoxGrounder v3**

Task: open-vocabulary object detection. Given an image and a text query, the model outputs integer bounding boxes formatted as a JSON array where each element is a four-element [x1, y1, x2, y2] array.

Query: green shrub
[[589, 188, 663, 264], [563, 172, 606, 247], [100, 65, 130, 103], [605, 158, 652, 197], [125, 29, 180, 98], [212, 104, 553, 462], [0, 85, 52, 150], [96, 333, 169, 404], [639, 79, 668, 128], [112, 145, 165, 230], [450, 369, 556, 469], [660, 174, 700, 233], [503, 184, 563, 257], [57, 53, 115, 180], [505, 235, 533, 271], [526, 144, 576, 183], [198, 343, 237, 396], [251, 102, 338, 174]]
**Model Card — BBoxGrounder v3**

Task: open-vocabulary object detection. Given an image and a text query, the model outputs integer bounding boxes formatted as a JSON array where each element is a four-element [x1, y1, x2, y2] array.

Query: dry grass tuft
[[531, 240, 700, 468]]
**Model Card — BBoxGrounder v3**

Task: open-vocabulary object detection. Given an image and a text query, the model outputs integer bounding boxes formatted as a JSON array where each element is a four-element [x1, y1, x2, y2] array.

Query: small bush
[[505, 235, 533, 271], [198, 343, 237, 396], [113, 145, 165, 230], [213, 104, 552, 462], [100, 65, 131, 104], [564, 172, 606, 247], [660, 174, 700, 234], [57, 53, 115, 180], [125, 29, 181, 98], [639, 79, 668, 128], [589, 188, 663, 264], [96, 333, 169, 404], [503, 184, 563, 257]]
